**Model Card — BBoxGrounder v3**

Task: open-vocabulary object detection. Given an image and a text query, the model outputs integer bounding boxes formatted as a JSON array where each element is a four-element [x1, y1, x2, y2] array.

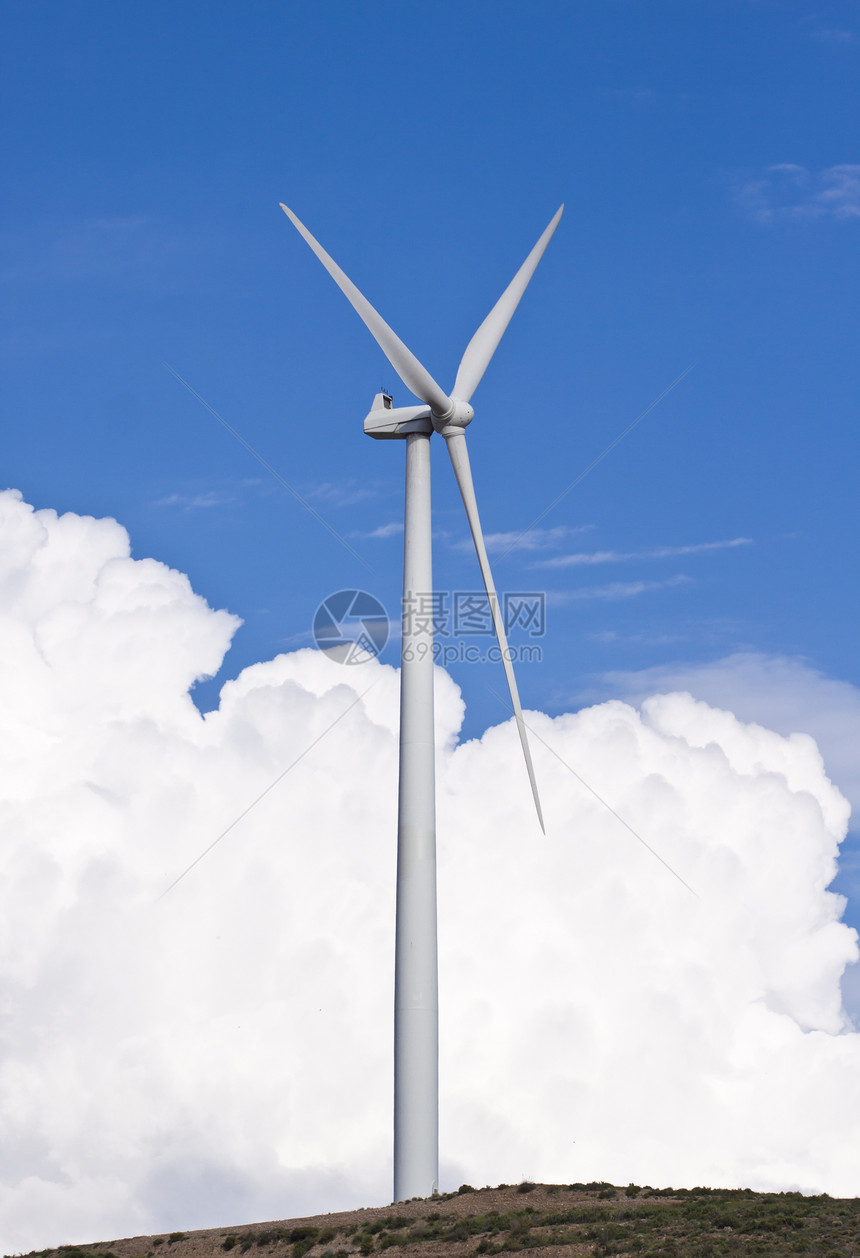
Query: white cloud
[[814, 27, 858, 43], [445, 526, 591, 556], [588, 629, 685, 646], [552, 574, 692, 602], [602, 651, 860, 1022], [154, 490, 239, 510], [0, 215, 217, 295], [480, 526, 587, 554], [304, 480, 380, 507], [543, 538, 752, 569], [352, 521, 403, 540], [738, 164, 860, 222], [604, 87, 655, 103], [603, 652, 860, 819], [1, 492, 859, 1251]]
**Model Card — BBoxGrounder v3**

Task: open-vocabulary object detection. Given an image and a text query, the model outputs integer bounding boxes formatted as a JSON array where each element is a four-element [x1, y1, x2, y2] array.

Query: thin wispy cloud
[[737, 164, 860, 222], [153, 489, 238, 511], [550, 574, 692, 603], [814, 27, 857, 43], [352, 521, 404, 540], [482, 525, 589, 553], [0, 215, 219, 295], [542, 537, 752, 569], [588, 629, 686, 646], [447, 525, 592, 555], [603, 87, 655, 104], [304, 480, 381, 507]]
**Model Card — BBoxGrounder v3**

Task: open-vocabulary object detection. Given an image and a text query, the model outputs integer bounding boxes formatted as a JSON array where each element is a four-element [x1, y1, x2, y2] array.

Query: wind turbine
[[280, 201, 562, 1203]]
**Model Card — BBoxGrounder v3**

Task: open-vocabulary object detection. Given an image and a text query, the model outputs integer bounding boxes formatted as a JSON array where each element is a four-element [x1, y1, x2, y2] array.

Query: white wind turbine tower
[[281, 202, 562, 1203]]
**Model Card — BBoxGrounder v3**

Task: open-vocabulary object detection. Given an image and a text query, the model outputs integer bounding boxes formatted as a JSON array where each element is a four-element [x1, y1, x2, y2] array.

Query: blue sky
[[2, 2, 858, 917]]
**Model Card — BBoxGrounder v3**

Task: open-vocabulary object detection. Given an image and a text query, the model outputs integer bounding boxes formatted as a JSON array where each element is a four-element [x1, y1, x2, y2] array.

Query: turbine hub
[[432, 397, 474, 436]]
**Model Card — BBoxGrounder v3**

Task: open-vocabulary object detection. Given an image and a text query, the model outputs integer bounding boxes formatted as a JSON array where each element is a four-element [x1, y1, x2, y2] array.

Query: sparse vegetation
[[11, 1182, 860, 1258]]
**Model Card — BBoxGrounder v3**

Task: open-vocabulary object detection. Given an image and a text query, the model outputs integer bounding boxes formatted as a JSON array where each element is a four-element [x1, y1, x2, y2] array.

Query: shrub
[[516, 1183, 535, 1194], [222, 1239, 238, 1252], [626, 1185, 642, 1198]]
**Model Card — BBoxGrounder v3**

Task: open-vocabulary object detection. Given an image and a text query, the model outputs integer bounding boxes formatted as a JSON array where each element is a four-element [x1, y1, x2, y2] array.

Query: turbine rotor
[[280, 200, 563, 829], [431, 398, 474, 435]]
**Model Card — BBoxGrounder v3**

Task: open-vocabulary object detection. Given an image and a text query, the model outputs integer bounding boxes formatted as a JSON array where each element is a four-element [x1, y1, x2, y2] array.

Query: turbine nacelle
[[364, 392, 432, 439]]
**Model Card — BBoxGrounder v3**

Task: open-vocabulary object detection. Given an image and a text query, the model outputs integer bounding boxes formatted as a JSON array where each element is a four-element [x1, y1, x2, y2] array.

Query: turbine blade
[[280, 204, 452, 416], [452, 205, 563, 404], [445, 431, 545, 832]]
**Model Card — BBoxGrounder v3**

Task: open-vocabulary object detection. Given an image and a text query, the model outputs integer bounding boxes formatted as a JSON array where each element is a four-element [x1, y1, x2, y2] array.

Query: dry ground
[[15, 1182, 860, 1258]]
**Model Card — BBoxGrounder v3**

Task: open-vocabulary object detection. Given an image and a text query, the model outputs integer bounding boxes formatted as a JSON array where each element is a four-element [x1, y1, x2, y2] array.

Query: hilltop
[[13, 1182, 860, 1258]]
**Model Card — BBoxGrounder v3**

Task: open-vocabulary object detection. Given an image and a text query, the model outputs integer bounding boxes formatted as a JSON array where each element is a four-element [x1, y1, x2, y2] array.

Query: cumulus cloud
[[604, 652, 860, 819], [602, 652, 860, 1021], [737, 164, 860, 222], [1, 490, 859, 1252]]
